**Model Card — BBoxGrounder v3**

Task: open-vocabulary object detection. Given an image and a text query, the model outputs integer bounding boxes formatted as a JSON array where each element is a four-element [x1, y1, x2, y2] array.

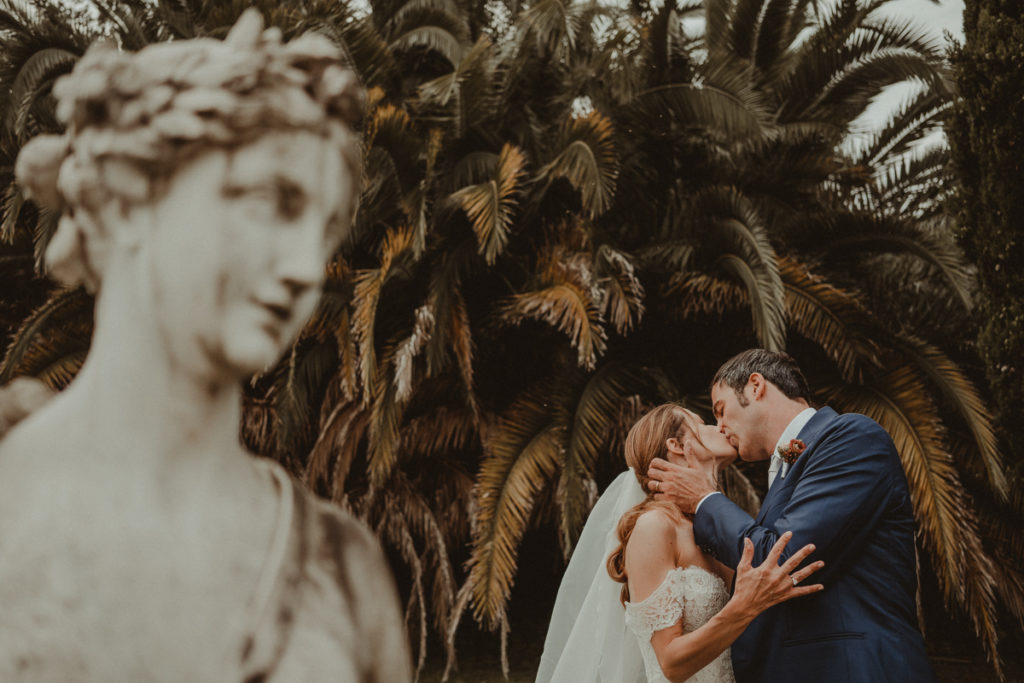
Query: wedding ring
[[791, 576, 799, 587]]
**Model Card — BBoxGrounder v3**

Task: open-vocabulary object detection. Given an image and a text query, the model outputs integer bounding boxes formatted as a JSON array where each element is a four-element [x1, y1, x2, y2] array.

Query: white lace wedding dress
[[623, 565, 735, 683]]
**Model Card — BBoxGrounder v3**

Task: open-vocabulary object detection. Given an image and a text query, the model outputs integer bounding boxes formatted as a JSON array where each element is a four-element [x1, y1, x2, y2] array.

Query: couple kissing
[[538, 349, 934, 683]]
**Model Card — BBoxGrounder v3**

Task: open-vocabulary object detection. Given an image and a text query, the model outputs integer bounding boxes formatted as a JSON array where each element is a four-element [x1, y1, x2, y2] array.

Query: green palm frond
[[716, 253, 784, 350], [448, 150, 499, 189], [596, 244, 644, 335], [558, 362, 647, 555], [823, 219, 973, 311], [623, 83, 766, 140], [538, 111, 618, 218], [722, 0, 765, 61], [780, 257, 881, 383], [338, 16, 397, 87], [467, 385, 566, 628], [891, 338, 1007, 500], [451, 142, 526, 264], [638, 240, 695, 273], [750, 0, 801, 79], [696, 188, 786, 351], [777, 2, 943, 123], [7, 47, 78, 141], [874, 148, 951, 216], [808, 51, 945, 124], [853, 85, 951, 168], [389, 25, 465, 67], [1, 183, 25, 243], [518, 0, 580, 56], [858, 14, 946, 62], [387, 6, 469, 66], [417, 36, 496, 134]]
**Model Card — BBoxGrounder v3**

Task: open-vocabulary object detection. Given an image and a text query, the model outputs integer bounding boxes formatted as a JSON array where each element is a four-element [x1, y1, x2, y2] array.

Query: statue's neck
[[59, 275, 251, 482]]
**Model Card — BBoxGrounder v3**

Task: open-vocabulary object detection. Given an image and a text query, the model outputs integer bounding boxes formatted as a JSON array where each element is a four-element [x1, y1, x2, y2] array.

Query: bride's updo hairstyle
[[606, 404, 706, 605], [14, 10, 363, 293]]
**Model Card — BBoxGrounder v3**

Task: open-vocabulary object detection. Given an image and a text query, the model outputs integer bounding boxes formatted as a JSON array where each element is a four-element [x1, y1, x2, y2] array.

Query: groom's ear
[[747, 373, 767, 400]]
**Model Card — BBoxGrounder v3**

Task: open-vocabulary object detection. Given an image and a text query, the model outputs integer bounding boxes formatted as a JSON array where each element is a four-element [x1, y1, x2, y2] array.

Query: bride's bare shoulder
[[625, 507, 690, 566], [632, 507, 681, 537]]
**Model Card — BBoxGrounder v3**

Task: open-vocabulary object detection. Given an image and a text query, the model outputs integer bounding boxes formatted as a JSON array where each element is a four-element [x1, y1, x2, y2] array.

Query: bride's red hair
[[606, 404, 703, 604]]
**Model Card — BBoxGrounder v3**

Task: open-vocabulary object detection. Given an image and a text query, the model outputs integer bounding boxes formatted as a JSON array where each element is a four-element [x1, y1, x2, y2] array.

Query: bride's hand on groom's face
[[647, 457, 717, 514]]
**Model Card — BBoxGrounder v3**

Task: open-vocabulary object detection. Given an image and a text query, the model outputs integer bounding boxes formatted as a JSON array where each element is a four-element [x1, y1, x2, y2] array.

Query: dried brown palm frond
[[538, 110, 618, 217], [0, 286, 91, 389], [466, 384, 567, 630], [367, 346, 405, 486], [450, 142, 527, 264], [595, 244, 644, 335], [304, 399, 368, 497], [351, 225, 418, 399], [666, 271, 748, 318], [353, 466, 463, 679], [400, 403, 478, 456], [498, 246, 608, 370]]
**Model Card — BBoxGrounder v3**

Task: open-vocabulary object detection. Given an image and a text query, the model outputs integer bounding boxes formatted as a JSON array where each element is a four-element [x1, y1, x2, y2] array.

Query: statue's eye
[[274, 180, 306, 221], [224, 179, 306, 224]]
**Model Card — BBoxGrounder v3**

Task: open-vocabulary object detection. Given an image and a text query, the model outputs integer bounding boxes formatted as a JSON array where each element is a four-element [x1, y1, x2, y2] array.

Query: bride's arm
[[646, 533, 824, 683]]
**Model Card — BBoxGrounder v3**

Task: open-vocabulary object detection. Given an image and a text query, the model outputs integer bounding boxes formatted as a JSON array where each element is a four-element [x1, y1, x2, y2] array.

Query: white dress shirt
[[768, 407, 817, 488], [695, 407, 817, 514]]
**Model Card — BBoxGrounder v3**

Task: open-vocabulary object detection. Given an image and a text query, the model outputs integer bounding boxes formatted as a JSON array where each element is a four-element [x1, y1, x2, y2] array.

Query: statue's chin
[[194, 330, 286, 383]]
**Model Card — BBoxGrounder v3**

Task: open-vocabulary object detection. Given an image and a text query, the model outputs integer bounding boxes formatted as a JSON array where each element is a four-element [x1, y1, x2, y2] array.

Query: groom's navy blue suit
[[694, 407, 935, 683]]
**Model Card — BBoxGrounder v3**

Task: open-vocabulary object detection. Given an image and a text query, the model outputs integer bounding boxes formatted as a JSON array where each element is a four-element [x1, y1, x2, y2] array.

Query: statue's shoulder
[[250, 459, 411, 681]]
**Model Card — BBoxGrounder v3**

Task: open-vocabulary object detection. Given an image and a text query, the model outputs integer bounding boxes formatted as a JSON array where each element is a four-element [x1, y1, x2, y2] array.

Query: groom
[[648, 349, 935, 683]]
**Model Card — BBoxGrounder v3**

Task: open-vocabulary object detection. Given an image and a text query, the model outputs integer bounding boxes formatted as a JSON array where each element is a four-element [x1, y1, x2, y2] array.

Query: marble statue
[[1, 11, 411, 682]]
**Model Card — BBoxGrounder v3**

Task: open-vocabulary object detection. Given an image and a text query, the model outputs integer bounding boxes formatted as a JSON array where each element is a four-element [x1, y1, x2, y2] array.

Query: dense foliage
[[0, 0, 1020, 677], [949, 0, 1024, 472]]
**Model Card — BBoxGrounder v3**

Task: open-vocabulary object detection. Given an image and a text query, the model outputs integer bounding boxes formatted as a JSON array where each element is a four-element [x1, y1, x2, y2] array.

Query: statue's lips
[[257, 301, 291, 323]]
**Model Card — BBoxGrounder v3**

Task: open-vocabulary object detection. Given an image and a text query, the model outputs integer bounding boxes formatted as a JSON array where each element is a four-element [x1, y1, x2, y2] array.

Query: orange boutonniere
[[778, 438, 805, 465]]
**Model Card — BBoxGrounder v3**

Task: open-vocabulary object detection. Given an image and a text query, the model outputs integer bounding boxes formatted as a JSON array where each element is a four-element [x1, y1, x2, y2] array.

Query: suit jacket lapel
[[755, 407, 839, 525]]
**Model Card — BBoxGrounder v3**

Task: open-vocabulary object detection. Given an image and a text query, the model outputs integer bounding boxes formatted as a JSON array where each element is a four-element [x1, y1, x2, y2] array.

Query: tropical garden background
[[1, 0, 1022, 680]]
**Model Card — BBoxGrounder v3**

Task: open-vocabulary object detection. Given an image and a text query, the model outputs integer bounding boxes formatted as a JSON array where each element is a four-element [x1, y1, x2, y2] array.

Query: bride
[[537, 404, 824, 683]]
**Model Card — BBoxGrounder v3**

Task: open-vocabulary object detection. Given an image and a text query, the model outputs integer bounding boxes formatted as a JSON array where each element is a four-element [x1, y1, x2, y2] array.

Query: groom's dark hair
[[712, 349, 812, 404]]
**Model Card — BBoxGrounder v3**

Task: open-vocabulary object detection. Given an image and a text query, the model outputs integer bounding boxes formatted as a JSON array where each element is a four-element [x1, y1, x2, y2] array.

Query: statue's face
[[143, 130, 353, 379]]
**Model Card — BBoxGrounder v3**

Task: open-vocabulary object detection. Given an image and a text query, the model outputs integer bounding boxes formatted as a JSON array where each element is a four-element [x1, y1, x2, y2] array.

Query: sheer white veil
[[535, 469, 648, 683]]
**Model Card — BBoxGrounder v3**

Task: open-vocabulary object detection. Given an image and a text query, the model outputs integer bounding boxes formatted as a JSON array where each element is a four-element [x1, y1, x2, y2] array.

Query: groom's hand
[[647, 458, 718, 515]]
